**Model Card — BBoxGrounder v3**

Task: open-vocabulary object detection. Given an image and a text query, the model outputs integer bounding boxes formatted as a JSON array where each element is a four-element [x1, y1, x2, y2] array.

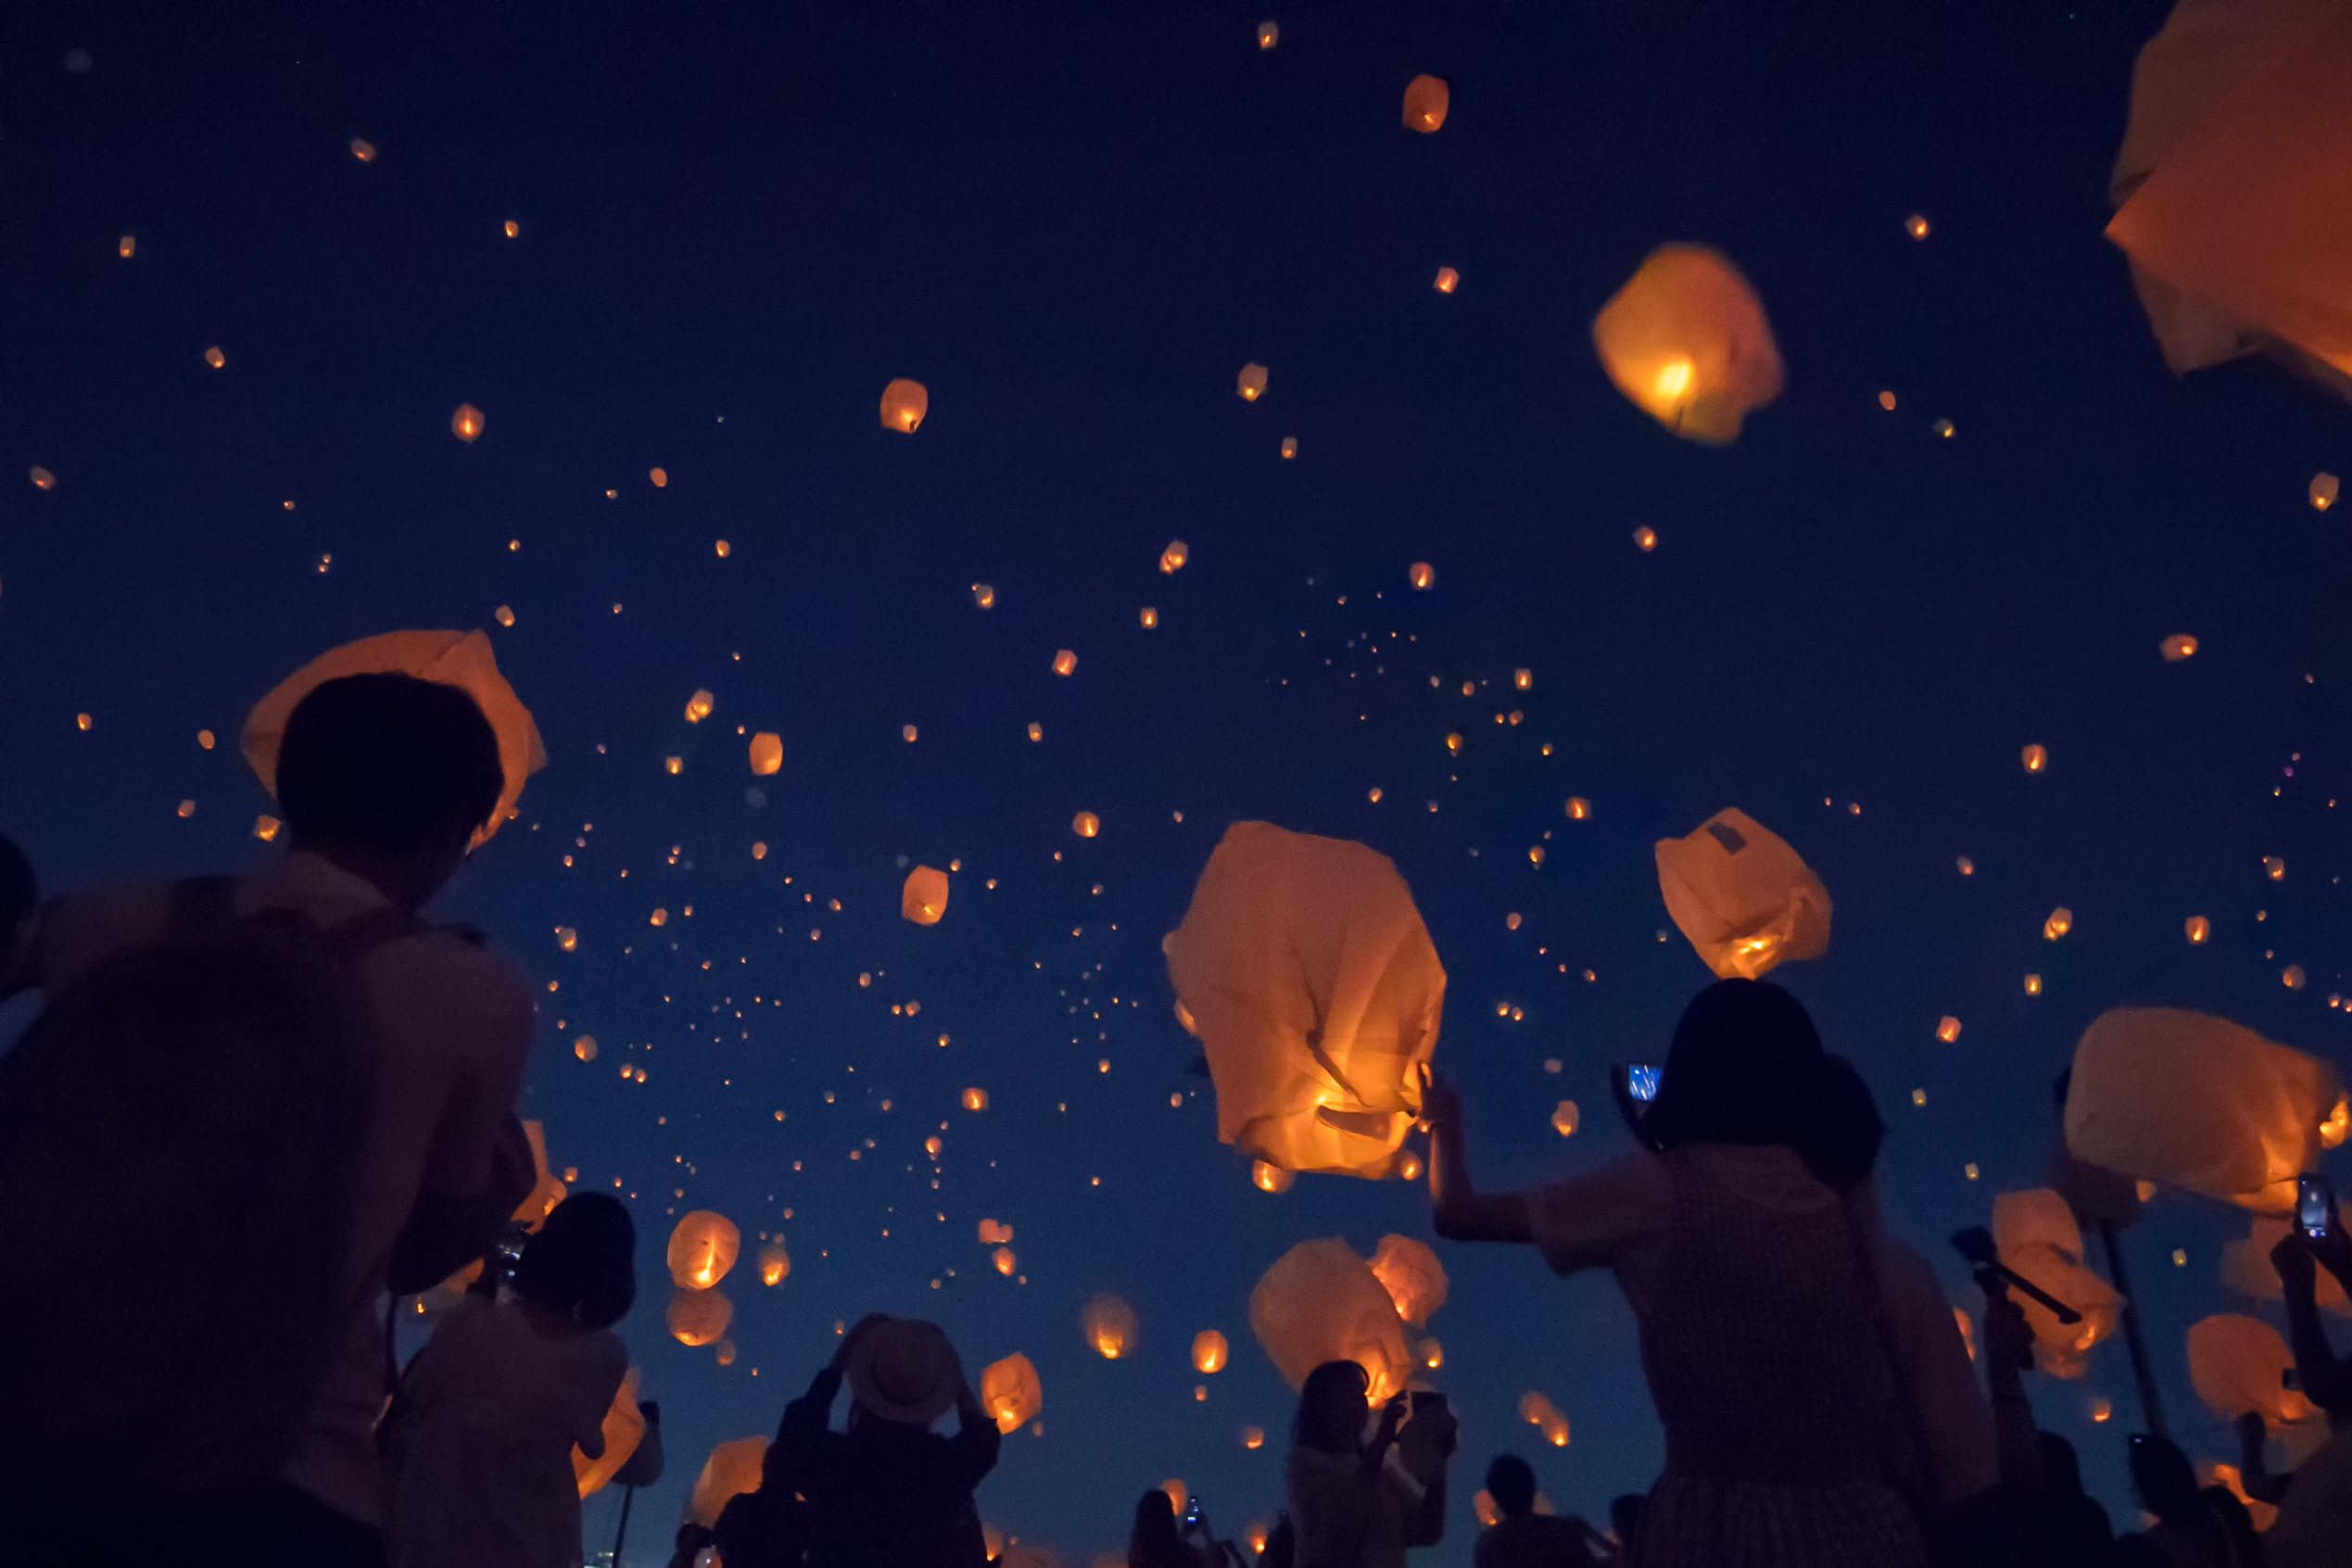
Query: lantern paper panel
[[1083, 1293, 1138, 1359], [880, 378, 929, 432], [573, 1367, 645, 1498], [2065, 1007, 2346, 1213], [667, 1210, 741, 1290], [1592, 246, 1785, 444], [243, 629, 546, 850], [1991, 1189, 2122, 1379], [666, 1287, 733, 1347], [980, 1352, 1043, 1434], [1653, 808, 1832, 980], [1248, 1238, 1413, 1403], [749, 732, 783, 776], [1366, 1234, 1448, 1327], [1163, 821, 1445, 1178], [903, 866, 950, 925], [689, 1435, 769, 1526], [2219, 1215, 2352, 1316], [2106, 0, 2352, 399], [1401, 74, 1449, 133], [2188, 1313, 2319, 1430]]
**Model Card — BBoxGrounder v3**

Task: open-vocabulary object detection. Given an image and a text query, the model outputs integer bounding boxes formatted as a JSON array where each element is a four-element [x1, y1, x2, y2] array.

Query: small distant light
[[350, 137, 377, 161], [1905, 215, 1928, 239], [503, 220, 520, 238], [1434, 266, 1459, 293], [1878, 390, 1896, 411], [1633, 526, 1657, 551]]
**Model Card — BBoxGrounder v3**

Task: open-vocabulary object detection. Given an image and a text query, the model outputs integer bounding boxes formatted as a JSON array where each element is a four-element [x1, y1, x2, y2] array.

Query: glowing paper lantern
[[758, 1242, 790, 1286], [1435, 267, 1459, 294], [2189, 1315, 2318, 1429], [29, 467, 56, 491], [1252, 1160, 1295, 1194], [972, 583, 996, 609], [1193, 1330, 1230, 1373], [981, 1353, 1043, 1433], [964, 1088, 990, 1111], [2316, 474, 2341, 511], [1938, 1017, 1963, 1044], [2162, 634, 2198, 660], [2022, 744, 2048, 773], [1409, 563, 1435, 589], [1592, 246, 1784, 444], [1237, 363, 1268, 401], [451, 403, 484, 442], [903, 866, 950, 925], [880, 379, 929, 433], [1653, 808, 1831, 980], [689, 1436, 769, 1526], [2106, 0, 2352, 398], [993, 1246, 1016, 1275], [1053, 650, 1078, 676], [979, 1219, 1013, 1245], [1082, 1293, 1137, 1359], [1162, 540, 1189, 573], [685, 689, 714, 724], [1163, 821, 1445, 1178], [244, 629, 546, 850], [1550, 1101, 1579, 1137], [666, 1287, 733, 1347], [1281, 436, 1297, 459], [350, 137, 376, 161], [1366, 1234, 1448, 1327], [2220, 1216, 2352, 1316], [2186, 915, 2211, 944], [1401, 74, 1448, 133], [2065, 1007, 2348, 1214], [2044, 908, 2074, 941], [1991, 1189, 2121, 1378], [1258, 19, 1277, 47], [667, 1210, 740, 1290], [573, 1368, 646, 1498], [749, 732, 783, 776], [1072, 812, 1100, 838], [1249, 1239, 1411, 1402]]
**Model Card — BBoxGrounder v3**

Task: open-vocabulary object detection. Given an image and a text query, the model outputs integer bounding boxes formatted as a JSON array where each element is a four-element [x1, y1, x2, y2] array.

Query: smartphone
[[1626, 1064, 1662, 1103], [2299, 1173, 2333, 1240], [1182, 1496, 1202, 1527]]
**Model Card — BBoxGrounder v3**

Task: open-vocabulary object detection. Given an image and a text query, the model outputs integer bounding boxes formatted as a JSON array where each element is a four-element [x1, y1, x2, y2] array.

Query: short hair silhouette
[[512, 1192, 637, 1328], [276, 673, 503, 858], [1485, 1453, 1536, 1517]]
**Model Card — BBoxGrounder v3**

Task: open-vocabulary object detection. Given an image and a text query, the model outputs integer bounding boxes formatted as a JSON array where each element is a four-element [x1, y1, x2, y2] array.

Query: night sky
[[5, 0, 2350, 1561]]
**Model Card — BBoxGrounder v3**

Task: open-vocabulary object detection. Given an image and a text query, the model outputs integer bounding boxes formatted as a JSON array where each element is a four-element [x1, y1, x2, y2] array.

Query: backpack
[[0, 877, 424, 1495]]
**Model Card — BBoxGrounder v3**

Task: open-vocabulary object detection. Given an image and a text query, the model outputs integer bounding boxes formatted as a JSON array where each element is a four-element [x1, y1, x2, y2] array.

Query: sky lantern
[[1258, 19, 1277, 47], [2043, 908, 2073, 941], [450, 403, 484, 442], [2189, 1315, 2319, 1430], [1248, 1238, 1412, 1402], [2066, 1007, 2348, 1214], [1409, 562, 1435, 589], [685, 689, 714, 723], [1082, 1293, 1137, 1359], [1073, 811, 1100, 838], [688, 1437, 768, 1526], [1991, 1189, 2121, 1378], [1281, 436, 1296, 459], [1435, 266, 1459, 293], [1401, 74, 1448, 132], [667, 1210, 741, 1289], [244, 629, 545, 851], [2106, 0, 2352, 401], [2186, 916, 2210, 944], [1551, 1101, 1579, 1137], [119, 235, 134, 259], [749, 732, 782, 775], [2221, 1217, 2352, 1316], [1252, 1159, 1294, 1194], [979, 1219, 1013, 1245], [572, 1368, 646, 1498], [29, 466, 56, 491], [880, 378, 928, 432], [964, 1088, 989, 1111], [993, 1246, 1017, 1275], [1653, 808, 1832, 980], [1366, 1234, 1448, 1327], [972, 582, 995, 609], [666, 1287, 733, 1347], [981, 1353, 1043, 1433], [1164, 821, 1444, 1178], [2161, 634, 2197, 660], [903, 866, 950, 925], [349, 136, 376, 161], [1237, 363, 1268, 401], [2021, 744, 2048, 772], [1053, 649, 1078, 676], [1192, 1330, 1229, 1373], [1161, 539, 1189, 573], [757, 1242, 790, 1286], [1938, 1017, 1963, 1044], [1140, 607, 1158, 628], [2315, 474, 2341, 511], [1592, 245, 1784, 444]]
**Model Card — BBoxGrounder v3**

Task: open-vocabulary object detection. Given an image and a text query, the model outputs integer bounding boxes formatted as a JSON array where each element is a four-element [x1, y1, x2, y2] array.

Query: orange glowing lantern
[[2221, 1216, 2352, 1316], [1258, 19, 1278, 47], [2066, 1007, 2349, 1213], [1237, 363, 1268, 400], [2315, 474, 2341, 511], [649, 467, 667, 487], [1164, 822, 1444, 1178], [1566, 798, 1590, 820], [758, 1242, 790, 1286], [993, 1246, 1016, 1275], [2044, 908, 2073, 941], [972, 583, 995, 609], [1401, 75, 1448, 133], [203, 346, 226, 369], [749, 732, 783, 776], [981, 1353, 1043, 1433], [1435, 267, 1459, 293], [1366, 1234, 1448, 1327], [573, 1036, 597, 1063], [254, 815, 281, 841], [688, 1436, 767, 1526], [1249, 1238, 1411, 1401], [119, 235, 135, 259], [1551, 1101, 1579, 1137], [903, 866, 950, 925], [666, 1287, 733, 1347], [29, 466, 56, 491], [1281, 436, 1297, 459], [2186, 915, 2211, 944], [1938, 1017, 1963, 1044], [667, 1210, 740, 1290], [2162, 634, 2198, 660], [2190, 1315, 2319, 1430], [1653, 808, 1832, 980], [1082, 1293, 1137, 1359], [1053, 650, 1078, 677], [493, 606, 514, 628], [2022, 744, 2048, 773], [1592, 246, 1783, 444], [1252, 1160, 1295, 1194], [1141, 607, 1158, 628], [1162, 540, 1189, 573], [1409, 562, 1435, 589], [1193, 1330, 1230, 1373], [451, 403, 484, 442], [349, 137, 376, 161], [964, 1088, 989, 1111], [880, 379, 929, 433], [1992, 1189, 2121, 1378], [573, 1367, 646, 1498], [685, 689, 714, 724], [1072, 812, 1100, 838]]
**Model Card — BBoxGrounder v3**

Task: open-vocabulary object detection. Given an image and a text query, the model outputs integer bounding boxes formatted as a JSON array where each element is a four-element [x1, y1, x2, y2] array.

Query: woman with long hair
[[1424, 979, 1994, 1568], [1283, 1360, 1453, 1568]]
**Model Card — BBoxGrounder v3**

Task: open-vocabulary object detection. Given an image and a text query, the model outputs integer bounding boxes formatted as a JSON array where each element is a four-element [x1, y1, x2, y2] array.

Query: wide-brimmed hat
[[845, 1318, 963, 1427]]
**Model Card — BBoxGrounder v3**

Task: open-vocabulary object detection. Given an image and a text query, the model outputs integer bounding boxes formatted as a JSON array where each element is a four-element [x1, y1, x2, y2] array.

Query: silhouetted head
[[2040, 1431, 2086, 1499], [278, 673, 503, 906], [1131, 1489, 1181, 1554], [1485, 1454, 1536, 1518], [1295, 1360, 1372, 1455], [512, 1192, 637, 1328], [0, 834, 35, 971], [2129, 1434, 2203, 1524], [1645, 980, 1881, 1189]]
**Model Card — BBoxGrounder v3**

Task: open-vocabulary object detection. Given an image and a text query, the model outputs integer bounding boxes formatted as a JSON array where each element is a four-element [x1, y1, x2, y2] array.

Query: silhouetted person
[[0, 833, 34, 981], [2113, 1435, 2242, 1567], [2264, 1217, 2352, 1565], [1607, 1496, 1644, 1564], [1426, 980, 1997, 1568], [386, 1193, 636, 1568], [756, 1314, 999, 1567], [1284, 1359, 1452, 1567], [1131, 1487, 1222, 1568], [0, 672, 537, 1567], [1473, 1455, 1610, 1566], [2024, 1433, 2113, 1566]]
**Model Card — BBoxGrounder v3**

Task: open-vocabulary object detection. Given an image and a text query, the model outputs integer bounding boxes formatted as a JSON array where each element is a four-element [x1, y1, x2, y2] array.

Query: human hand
[[2274, 1231, 2320, 1297], [1980, 1283, 2032, 1372]]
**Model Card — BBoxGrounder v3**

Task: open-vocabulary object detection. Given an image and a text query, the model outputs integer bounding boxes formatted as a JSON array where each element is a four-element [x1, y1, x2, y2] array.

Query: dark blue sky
[[6, 0, 2352, 1559]]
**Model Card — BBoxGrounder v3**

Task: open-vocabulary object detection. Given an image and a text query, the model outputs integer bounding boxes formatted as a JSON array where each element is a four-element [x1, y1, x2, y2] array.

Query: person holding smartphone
[[2262, 1182, 2352, 1567], [1283, 1360, 1454, 1568], [1423, 979, 1996, 1568]]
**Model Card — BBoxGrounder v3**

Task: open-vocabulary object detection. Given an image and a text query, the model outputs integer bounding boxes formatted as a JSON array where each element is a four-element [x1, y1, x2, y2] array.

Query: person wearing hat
[[732, 1313, 1001, 1568]]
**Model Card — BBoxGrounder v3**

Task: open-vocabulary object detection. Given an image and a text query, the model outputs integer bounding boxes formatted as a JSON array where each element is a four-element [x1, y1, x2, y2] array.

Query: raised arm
[[1423, 1069, 1534, 1244]]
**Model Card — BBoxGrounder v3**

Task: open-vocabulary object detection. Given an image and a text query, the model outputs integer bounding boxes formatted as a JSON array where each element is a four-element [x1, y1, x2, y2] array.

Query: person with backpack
[[384, 1192, 635, 1568], [0, 667, 541, 1567]]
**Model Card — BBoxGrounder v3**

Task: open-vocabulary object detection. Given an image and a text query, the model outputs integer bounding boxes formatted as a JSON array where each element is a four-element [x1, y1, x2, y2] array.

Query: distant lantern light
[[1566, 798, 1590, 820], [1933, 418, 1956, 438], [349, 137, 376, 161], [1634, 526, 1658, 551], [758, 1243, 790, 1286], [1281, 436, 1297, 459], [1409, 562, 1435, 589], [1878, 390, 1897, 411], [30, 467, 56, 491], [254, 815, 281, 841], [1027, 722, 1043, 742], [1444, 733, 1462, 756], [993, 1246, 1016, 1275], [971, 583, 995, 609], [963, 1088, 989, 1111], [1258, 19, 1277, 47], [1140, 607, 1158, 628], [1252, 1160, 1294, 1194], [714, 539, 730, 557], [2187, 916, 2211, 944], [1082, 1294, 1137, 1359], [1402, 74, 1448, 132], [1905, 214, 1929, 239], [1550, 1101, 1579, 1137], [685, 689, 714, 723], [1237, 363, 1268, 401], [1434, 266, 1459, 293], [2022, 744, 2047, 773], [2025, 974, 2042, 995], [119, 234, 135, 259], [664, 756, 683, 776], [503, 220, 520, 238], [2266, 856, 2287, 881], [494, 605, 515, 627], [1192, 1330, 1229, 1373], [574, 1035, 598, 1062], [880, 378, 929, 433], [1053, 650, 1078, 677], [1513, 669, 1531, 689], [667, 1211, 741, 1290], [902, 866, 950, 926], [2284, 965, 2308, 991], [1072, 812, 1100, 839], [451, 403, 484, 442], [555, 927, 578, 952], [2162, 634, 2198, 661], [2044, 907, 2073, 941], [750, 733, 783, 776], [1938, 1016, 1963, 1043], [649, 467, 668, 487], [1161, 540, 1189, 573], [2313, 474, 2340, 512], [1592, 246, 1782, 444], [203, 346, 226, 369], [902, 725, 917, 742]]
